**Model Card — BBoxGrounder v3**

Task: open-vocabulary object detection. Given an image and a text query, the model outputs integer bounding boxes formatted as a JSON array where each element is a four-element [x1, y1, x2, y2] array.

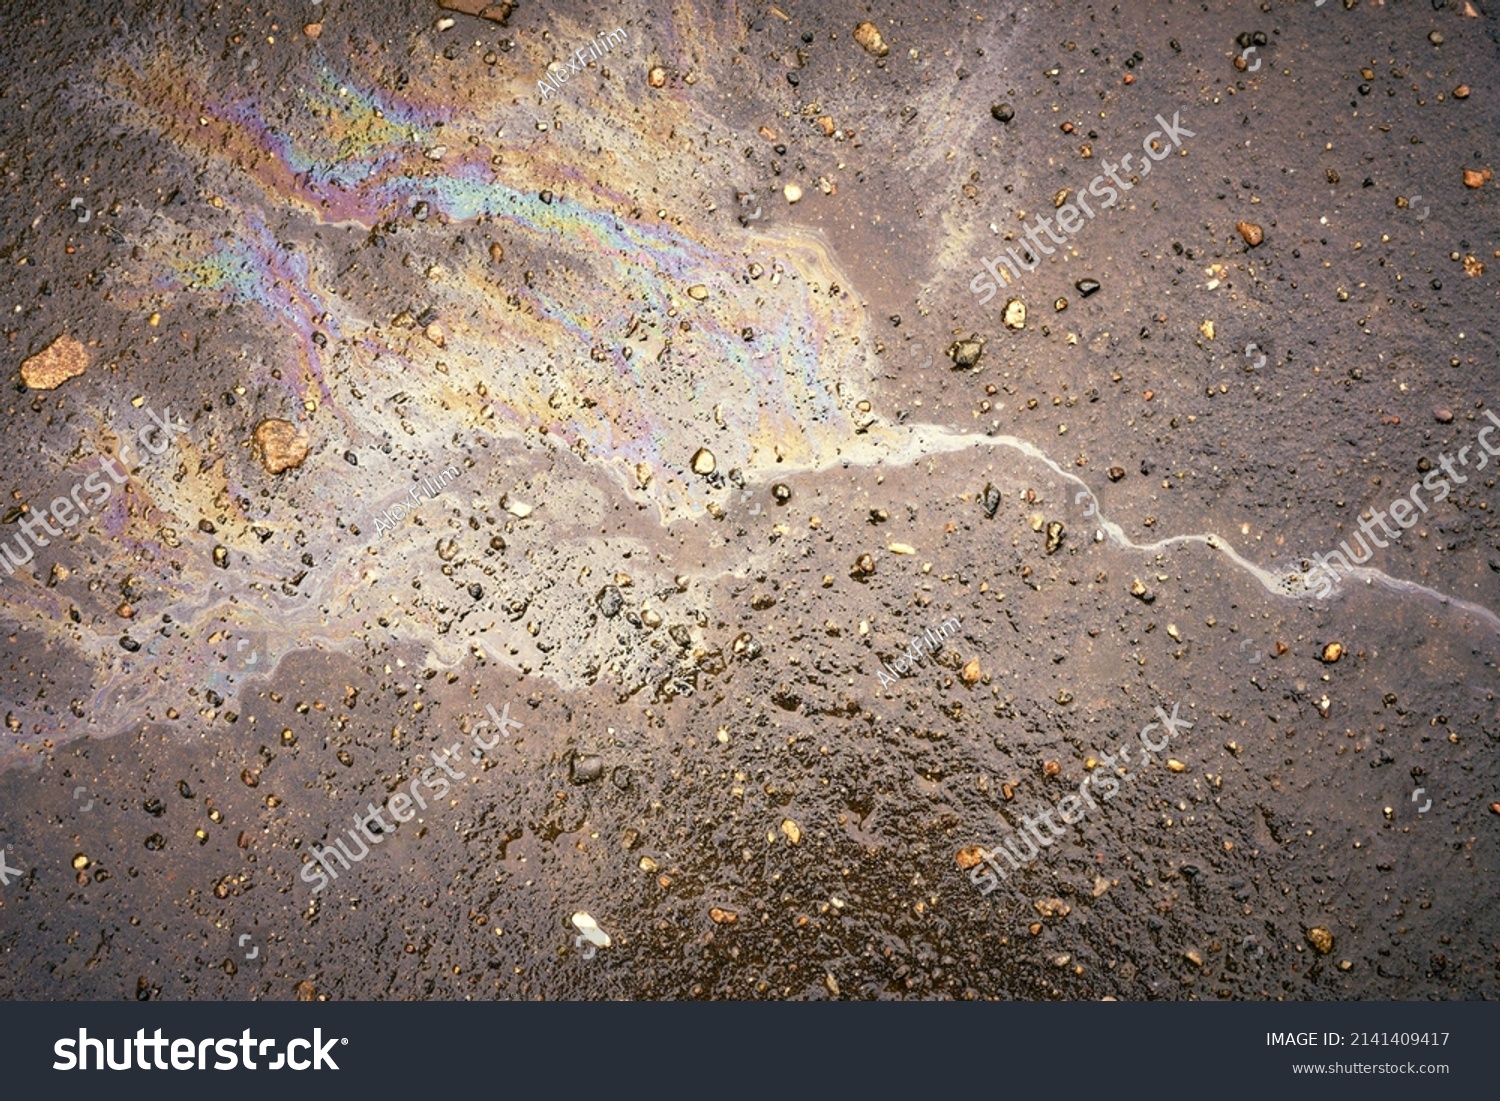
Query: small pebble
[[571, 912, 611, 947], [1434, 407, 1453, 423], [570, 754, 605, 784], [20, 335, 89, 390], [1237, 221, 1264, 246], [596, 585, 625, 618], [948, 338, 983, 368], [853, 21, 889, 57], [991, 103, 1014, 123]]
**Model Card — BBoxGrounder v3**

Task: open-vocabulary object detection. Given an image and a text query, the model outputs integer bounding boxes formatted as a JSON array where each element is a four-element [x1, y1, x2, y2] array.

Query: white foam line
[[790, 423, 1500, 635]]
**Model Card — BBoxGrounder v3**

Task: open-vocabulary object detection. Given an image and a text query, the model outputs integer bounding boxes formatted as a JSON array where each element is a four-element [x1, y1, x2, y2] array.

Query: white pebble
[[571, 911, 611, 947]]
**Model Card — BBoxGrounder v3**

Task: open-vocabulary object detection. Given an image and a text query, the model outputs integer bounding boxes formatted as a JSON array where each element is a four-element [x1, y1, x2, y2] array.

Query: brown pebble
[[1453, 84, 1470, 99], [956, 846, 987, 870], [252, 419, 310, 474], [1107, 466, 1126, 482], [648, 65, 667, 88], [1043, 759, 1060, 777], [20, 335, 89, 390], [1237, 220, 1264, 246], [709, 906, 738, 924], [488, 242, 503, 263], [1435, 407, 1454, 423], [853, 553, 875, 576], [1143, 390, 1154, 401], [1321, 641, 1344, 664], [303, 21, 322, 37], [1463, 168, 1485, 189]]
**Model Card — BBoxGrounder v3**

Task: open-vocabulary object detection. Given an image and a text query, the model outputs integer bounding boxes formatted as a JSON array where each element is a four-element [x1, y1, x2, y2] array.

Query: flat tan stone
[[20, 335, 88, 390]]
